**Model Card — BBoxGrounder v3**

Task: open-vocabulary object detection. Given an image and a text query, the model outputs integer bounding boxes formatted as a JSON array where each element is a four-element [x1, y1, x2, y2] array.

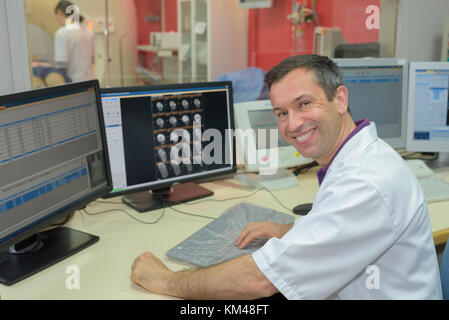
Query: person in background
[[54, 0, 95, 83]]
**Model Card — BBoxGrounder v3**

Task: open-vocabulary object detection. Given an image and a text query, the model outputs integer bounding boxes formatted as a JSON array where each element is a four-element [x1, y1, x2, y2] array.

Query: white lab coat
[[54, 23, 95, 83], [252, 122, 442, 299]]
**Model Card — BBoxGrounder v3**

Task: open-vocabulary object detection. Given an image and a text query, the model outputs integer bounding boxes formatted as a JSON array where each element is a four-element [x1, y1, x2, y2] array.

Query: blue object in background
[[442, 240, 449, 300], [216, 67, 269, 103], [33, 65, 72, 85]]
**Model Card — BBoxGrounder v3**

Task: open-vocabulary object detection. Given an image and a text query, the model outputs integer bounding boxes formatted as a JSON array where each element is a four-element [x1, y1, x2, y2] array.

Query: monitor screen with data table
[[0, 80, 112, 285]]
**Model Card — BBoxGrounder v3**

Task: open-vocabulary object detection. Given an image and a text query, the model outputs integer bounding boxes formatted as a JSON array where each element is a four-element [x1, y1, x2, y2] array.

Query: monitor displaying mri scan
[[100, 82, 236, 211]]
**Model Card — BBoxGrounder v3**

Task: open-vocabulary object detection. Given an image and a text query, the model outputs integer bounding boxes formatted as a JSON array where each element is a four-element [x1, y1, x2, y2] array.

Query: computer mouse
[[292, 203, 313, 216]]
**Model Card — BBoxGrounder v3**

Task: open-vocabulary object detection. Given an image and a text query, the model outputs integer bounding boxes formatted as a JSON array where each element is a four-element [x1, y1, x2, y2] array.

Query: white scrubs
[[252, 122, 442, 299], [54, 23, 95, 83]]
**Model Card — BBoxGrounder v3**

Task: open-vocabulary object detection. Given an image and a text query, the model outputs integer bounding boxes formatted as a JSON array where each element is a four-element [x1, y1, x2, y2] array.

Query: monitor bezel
[[0, 80, 113, 252], [333, 58, 409, 149], [233, 99, 314, 172], [406, 61, 449, 153], [100, 81, 237, 199]]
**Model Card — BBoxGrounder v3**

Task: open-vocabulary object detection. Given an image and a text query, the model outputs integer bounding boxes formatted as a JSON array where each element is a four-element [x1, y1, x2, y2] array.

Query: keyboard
[[417, 175, 449, 203], [406, 159, 435, 178], [166, 202, 295, 267], [406, 159, 449, 203]]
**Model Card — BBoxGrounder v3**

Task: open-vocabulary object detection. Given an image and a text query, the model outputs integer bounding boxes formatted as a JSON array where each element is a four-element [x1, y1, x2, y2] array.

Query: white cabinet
[[0, 0, 31, 94], [177, 0, 248, 82]]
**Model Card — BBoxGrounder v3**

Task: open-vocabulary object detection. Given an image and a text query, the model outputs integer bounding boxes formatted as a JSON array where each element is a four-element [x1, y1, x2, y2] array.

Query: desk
[[1, 167, 448, 299], [428, 167, 449, 245]]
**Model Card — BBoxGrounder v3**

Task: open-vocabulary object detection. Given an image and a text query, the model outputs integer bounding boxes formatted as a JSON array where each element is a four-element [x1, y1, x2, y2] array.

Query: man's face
[[270, 68, 347, 165]]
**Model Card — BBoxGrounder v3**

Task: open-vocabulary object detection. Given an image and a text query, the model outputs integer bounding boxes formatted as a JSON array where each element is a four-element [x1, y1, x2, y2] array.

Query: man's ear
[[334, 86, 349, 115]]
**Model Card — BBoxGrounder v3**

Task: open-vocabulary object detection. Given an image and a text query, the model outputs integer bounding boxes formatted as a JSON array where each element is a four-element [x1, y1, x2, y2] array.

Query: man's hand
[[131, 251, 173, 295], [235, 222, 293, 249]]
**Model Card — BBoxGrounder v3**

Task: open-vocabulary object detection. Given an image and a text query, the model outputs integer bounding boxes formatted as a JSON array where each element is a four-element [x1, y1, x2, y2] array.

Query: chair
[[215, 67, 269, 103], [442, 240, 449, 300]]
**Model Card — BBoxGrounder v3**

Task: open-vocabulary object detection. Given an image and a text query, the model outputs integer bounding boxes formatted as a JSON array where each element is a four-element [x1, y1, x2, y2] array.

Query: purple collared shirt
[[316, 118, 370, 185]]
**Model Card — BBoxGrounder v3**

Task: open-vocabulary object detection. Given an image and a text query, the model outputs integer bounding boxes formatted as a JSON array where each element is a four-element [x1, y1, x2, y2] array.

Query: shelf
[[177, 0, 248, 82], [137, 45, 178, 53]]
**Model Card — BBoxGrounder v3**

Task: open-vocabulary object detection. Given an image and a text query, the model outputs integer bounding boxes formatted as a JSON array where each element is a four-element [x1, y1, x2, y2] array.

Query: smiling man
[[131, 55, 442, 300], [270, 63, 355, 166]]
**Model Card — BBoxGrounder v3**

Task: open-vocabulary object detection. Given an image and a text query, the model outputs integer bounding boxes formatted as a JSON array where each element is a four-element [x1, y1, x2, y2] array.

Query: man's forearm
[[165, 254, 277, 300]]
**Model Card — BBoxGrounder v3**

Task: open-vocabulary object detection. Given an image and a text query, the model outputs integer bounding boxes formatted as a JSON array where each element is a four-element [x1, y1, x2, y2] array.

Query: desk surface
[[1, 167, 449, 300]]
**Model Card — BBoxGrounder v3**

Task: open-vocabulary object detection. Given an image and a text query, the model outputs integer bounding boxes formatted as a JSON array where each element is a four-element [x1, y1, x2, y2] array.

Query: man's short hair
[[264, 54, 344, 102]]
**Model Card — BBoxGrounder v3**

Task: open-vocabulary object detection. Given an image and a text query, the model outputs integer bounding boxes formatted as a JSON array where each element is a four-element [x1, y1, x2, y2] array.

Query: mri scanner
[[26, 0, 139, 88]]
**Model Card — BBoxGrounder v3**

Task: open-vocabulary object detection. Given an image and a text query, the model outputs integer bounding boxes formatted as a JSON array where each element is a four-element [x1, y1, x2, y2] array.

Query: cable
[[103, 186, 266, 206], [173, 183, 293, 212], [50, 213, 75, 226], [256, 185, 294, 212], [95, 200, 124, 205], [157, 193, 216, 220], [85, 181, 295, 225], [181, 186, 265, 205], [168, 206, 216, 220], [82, 205, 166, 225], [90, 198, 216, 222]]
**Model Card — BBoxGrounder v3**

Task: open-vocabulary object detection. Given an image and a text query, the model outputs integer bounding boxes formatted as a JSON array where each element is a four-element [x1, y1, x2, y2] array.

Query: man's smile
[[290, 127, 317, 145]]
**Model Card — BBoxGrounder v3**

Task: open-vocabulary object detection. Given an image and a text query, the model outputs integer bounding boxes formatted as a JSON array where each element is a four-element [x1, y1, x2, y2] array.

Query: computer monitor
[[233, 100, 314, 190], [100, 82, 236, 212], [333, 58, 409, 149], [406, 62, 449, 158], [0, 80, 112, 285]]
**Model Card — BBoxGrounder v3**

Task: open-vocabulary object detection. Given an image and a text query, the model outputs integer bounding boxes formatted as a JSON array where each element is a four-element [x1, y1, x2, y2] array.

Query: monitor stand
[[0, 227, 99, 286], [425, 152, 449, 170], [234, 168, 299, 191], [121, 182, 214, 213]]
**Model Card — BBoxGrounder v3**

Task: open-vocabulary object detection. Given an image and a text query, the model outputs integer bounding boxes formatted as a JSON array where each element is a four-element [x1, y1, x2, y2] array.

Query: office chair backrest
[[442, 240, 449, 300], [215, 67, 267, 103]]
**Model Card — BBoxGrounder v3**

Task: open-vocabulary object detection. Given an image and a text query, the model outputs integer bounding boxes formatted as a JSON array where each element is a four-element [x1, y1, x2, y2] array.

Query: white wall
[[396, 0, 449, 61], [0, 0, 14, 95], [0, 0, 31, 95], [75, 0, 139, 87]]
